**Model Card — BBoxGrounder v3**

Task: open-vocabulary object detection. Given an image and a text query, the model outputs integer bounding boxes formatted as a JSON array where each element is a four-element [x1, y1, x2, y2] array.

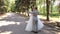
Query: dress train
[[25, 15, 44, 31]]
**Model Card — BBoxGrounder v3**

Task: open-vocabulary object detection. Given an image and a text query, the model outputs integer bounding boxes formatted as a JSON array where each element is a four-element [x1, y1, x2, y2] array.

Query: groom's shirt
[[33, 10, 38, 17], [32, 10, 38, 21]]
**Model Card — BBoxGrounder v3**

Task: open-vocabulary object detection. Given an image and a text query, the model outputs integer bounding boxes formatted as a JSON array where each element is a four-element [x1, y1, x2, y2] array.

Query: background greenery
[[0, 0, 60, 18]]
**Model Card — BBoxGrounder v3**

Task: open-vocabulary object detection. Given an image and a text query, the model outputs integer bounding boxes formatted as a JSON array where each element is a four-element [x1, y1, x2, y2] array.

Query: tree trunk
[[51, 0, 54, 13], [51, 3, 53, 13], [59, 3, 60, 14], [46, 0, 49, 21]]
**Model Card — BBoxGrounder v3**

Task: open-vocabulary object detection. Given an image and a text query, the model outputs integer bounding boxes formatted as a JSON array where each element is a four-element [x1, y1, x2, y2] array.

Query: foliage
[[0, 0, 59, 18], [0, 0, 7, 14], [15, 0, 30, 12]]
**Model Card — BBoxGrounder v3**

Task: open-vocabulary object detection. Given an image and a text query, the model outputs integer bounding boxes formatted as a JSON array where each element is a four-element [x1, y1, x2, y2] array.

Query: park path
[[0, 13, 58, 34]]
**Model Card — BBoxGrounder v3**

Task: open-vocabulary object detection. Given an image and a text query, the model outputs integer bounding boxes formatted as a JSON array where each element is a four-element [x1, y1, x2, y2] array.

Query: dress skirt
[[25, 15, 44, 31]]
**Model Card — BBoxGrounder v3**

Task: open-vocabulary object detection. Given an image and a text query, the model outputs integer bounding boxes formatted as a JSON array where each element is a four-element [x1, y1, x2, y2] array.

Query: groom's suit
[[28, 10, 38, 32], [32, 10, 38, 32]]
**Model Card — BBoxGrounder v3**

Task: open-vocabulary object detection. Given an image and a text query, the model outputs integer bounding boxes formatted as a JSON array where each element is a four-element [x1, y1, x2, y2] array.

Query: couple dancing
[[25, 6, 44, 33]]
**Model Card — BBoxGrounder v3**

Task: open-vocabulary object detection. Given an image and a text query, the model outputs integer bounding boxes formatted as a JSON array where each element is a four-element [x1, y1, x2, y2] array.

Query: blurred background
[[0, 0, 60, 34]]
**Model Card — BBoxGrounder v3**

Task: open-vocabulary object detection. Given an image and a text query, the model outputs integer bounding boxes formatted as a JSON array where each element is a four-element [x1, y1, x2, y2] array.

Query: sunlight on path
[[0, 13, 14, 19], [0, 13, 21, 27], [0, 31, 12, 34], [0, 21, 20, 27], [57, 32, 60, 34]]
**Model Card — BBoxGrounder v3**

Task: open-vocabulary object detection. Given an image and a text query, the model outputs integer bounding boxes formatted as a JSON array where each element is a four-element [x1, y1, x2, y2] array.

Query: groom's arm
[[28, 11, 33, 14], [33, 11, 38, 15]]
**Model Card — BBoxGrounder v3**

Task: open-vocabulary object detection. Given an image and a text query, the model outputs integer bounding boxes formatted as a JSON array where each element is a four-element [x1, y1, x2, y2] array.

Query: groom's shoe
[[32, 31, 38, 33], [34, 31, 38, 33]]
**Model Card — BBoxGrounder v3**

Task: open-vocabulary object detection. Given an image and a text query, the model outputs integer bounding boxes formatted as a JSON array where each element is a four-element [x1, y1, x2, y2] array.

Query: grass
[[38, 11, 60, 18]]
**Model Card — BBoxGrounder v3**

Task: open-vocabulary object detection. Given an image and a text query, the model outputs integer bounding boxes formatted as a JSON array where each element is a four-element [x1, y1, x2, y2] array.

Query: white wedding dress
[[25, 14, 44, 31]]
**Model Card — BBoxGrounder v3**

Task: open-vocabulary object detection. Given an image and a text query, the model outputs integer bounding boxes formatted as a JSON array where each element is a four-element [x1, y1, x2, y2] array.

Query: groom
[[32, 6, 38, 33]]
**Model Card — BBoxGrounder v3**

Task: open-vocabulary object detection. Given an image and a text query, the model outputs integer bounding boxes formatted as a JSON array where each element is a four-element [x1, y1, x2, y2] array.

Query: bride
[[25, 6, 44, 33]]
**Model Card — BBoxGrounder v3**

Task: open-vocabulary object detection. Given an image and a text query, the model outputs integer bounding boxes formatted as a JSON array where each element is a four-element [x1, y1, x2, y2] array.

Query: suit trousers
[[33, 18, 38, 32]]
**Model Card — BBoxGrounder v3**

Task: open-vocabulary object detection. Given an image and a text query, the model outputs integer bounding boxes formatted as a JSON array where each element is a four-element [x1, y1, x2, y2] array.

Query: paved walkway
[[0, 13, 58, 34]]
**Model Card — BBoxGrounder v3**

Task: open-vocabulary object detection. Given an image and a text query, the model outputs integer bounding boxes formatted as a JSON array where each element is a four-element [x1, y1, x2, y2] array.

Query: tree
[[15, 0, 31, 16], [0, 0, 6, 14], [50, 0, 55, 13], [58, 0, 60, 14], [0, 0, 10, 14], [46, 0, 50, 21], [4, 0, 9, 12], [15, 0, 30, 12]]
